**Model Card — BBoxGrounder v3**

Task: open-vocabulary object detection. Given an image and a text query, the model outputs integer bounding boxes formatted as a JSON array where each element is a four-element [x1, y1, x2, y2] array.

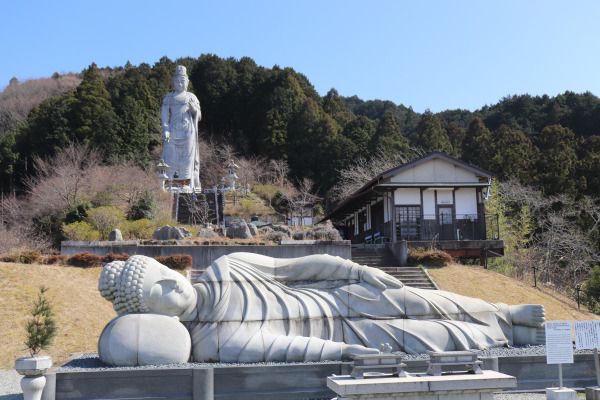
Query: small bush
[[127, 190, 156, 220], [66, 252, 103, 268], [123, 218, 155, 239], [408, 248, 453, 267], [41, 255, 67, 265], [86, 206, 125, 239], [155, 254, 192, 270], [0, 248, 42, 264], [102, 253, 129, 263], [62, 221, 101, 241]]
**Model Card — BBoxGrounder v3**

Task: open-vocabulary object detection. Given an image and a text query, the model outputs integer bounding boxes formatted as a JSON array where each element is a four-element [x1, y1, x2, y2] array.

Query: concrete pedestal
[[546, 388, 577, 400], [586, 386, 600, 400], [327, 370, 516, 400]]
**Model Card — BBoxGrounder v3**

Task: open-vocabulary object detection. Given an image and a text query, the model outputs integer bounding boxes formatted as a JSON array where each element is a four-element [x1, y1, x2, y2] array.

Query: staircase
[[351, 246, 438, 290]]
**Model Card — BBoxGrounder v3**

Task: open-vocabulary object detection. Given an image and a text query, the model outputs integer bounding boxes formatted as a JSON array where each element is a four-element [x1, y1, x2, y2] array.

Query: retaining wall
[[61, 240, 352, 270], [45, 354, 599, 400]]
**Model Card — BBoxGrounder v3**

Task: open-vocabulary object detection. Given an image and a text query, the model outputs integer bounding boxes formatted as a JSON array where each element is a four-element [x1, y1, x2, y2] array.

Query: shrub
[[41, 255, 67, 265], [102, 253, 129, 263], [155, 254, 192, 270], [0, 248, 41, 264], [585, 266, 600, 307], [86, 206, 125, 239], [127, 190, 156, 220], [64, 202, 91, 224], [24, 286, 57, 356], [62, 221, 101, 241], [408, 248, 453, 267], [66, 252, 103, 268], [123, 218, 155, 239]]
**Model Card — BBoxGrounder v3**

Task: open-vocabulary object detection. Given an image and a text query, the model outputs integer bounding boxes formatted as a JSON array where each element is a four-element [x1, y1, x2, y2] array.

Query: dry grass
[[428, 263, 598, 321], [0, 262, 115, 369]]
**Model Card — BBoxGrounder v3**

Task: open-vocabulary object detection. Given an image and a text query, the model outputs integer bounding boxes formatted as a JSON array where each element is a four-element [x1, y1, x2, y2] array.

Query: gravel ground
[[0, 370, 22, 399]]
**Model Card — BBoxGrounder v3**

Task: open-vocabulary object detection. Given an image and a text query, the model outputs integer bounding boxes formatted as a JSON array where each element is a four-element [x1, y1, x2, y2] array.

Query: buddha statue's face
[[141, 258, 196, 318], [173, 75, 188, 93]]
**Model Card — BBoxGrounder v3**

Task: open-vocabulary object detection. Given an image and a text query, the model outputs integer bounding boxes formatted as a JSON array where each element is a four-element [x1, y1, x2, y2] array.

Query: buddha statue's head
[[99, 255, 197, 319], [172, 65, 189, 93]]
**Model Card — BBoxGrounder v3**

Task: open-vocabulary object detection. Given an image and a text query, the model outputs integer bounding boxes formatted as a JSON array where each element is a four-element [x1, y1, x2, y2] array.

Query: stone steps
[[351, 247, 438, 290]]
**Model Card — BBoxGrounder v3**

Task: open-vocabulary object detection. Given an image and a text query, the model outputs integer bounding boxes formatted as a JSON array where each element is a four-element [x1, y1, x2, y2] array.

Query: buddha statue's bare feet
[[513, 325, 545, 346], [509, 304, 545, 327]]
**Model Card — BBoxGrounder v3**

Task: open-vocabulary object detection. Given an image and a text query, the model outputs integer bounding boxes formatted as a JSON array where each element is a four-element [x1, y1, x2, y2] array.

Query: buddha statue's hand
[[341, 343, 380, 360], [359, 266, 403, 290]]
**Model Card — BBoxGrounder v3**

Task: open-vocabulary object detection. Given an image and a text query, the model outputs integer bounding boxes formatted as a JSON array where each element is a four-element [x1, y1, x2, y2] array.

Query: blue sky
[[2, 0, 600, 112]]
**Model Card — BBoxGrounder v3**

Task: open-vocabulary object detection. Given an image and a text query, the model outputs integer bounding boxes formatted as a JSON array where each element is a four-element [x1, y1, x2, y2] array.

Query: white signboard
[[545, 321, 573, 364], [575, 320, 600, 350]]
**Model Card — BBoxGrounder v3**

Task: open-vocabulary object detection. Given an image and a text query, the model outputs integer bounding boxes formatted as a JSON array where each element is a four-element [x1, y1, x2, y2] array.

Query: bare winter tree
[[329, 148, 423, 202], [25, 143, 101, 214], [269, 159, 289, 187]]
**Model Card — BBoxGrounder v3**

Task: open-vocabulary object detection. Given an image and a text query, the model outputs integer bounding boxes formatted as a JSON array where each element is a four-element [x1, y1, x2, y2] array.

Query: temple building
[[323, 152, 503, 260]]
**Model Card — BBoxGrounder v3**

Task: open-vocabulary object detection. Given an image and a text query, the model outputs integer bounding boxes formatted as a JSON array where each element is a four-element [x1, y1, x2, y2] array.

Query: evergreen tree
[[70, 64, 119, 155], [491, 125, 535, 181], [535, 124, 578, 195], [415, 111, 452, 153], [370, 110, 410, 154], [342, 116, 376, 158], [446, 122, 465, 156], [462, 117, 495, 170], [577, 135, 600, 195], [322, 88, 353, 128]]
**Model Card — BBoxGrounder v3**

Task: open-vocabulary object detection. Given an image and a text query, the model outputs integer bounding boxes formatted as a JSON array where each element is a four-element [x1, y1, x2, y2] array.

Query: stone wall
[[60, 240, 352, 270]]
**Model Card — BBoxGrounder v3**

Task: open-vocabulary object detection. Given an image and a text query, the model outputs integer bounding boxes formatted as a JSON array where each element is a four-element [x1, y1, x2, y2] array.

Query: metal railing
[[396, 213, 499, 241]]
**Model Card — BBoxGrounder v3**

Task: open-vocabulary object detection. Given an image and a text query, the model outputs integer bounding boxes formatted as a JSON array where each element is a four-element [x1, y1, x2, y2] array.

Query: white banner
[[545, 321, 573, 364], [575, 320, 600, 350]]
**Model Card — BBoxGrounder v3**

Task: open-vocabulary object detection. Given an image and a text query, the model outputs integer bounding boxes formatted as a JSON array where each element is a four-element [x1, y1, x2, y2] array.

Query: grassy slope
[[1, 260, 595, 369], [0, 262, 115, 369], [428, 263, 598, 321]]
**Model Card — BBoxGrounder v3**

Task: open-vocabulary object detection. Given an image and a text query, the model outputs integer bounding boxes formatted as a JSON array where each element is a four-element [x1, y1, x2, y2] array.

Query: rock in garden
[[108, 228, 123, 241], [272, 224, 292, 237], [247, 223, 258, 236], [152, 225, 192, 240], [197, 228, 218, 238], [226, 220, 253, 239]]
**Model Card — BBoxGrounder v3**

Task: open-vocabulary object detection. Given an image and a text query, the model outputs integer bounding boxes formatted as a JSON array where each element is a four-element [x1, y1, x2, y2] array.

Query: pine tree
[[370, 110, 410, 154], [415, 111, 452, 153], [24, 286, 57, 356], [491, 124, 535, 181], [462, 117, 495, 170], [535, 124, 578, 195]]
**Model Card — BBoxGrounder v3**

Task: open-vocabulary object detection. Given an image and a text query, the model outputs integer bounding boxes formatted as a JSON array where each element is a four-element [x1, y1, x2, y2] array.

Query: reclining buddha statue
[[98, 253, 545, 366]]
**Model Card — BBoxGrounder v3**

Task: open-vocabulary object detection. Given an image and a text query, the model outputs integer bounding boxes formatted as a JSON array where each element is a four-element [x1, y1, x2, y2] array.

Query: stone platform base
[[327, 370, 516, 400], [546, 387, 577, 400], [586, 386, 600, 400]]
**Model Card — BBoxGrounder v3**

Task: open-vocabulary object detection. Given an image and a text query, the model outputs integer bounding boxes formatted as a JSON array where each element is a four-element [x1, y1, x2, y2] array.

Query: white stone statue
[[98, 254, 545, 365], [161, 65, 201, 192]]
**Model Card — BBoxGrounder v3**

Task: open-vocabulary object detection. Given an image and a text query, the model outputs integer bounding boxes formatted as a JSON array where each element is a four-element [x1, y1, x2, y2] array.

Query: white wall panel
[[423, 190, 435, 219], [455, 188, 478, 218], [394, 188, 420, 205]]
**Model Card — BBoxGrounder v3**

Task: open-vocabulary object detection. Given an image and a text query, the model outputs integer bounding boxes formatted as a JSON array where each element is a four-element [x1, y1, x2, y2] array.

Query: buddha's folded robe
[[186, 253, 513, 362]]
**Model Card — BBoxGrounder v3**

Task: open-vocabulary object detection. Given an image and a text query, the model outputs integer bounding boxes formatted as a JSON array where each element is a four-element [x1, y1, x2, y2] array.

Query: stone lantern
[[156, 159, 170, 191]]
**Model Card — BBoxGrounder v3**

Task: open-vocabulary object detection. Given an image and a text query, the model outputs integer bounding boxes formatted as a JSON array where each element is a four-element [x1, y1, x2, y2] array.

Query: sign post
[[545, 321, 574, 389], [574, 320, 600, 386]]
